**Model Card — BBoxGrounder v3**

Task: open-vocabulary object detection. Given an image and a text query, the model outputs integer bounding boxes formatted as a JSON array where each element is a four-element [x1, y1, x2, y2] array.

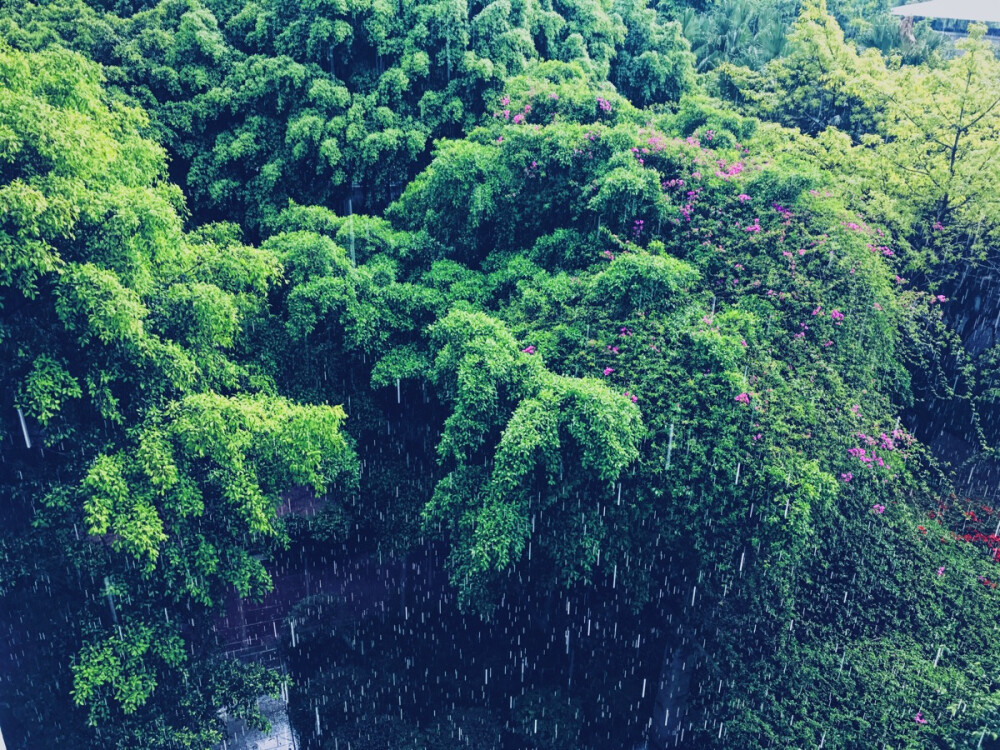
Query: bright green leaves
[[275, 231, 407, 355], [500, 60, 631, 125], [82, 453, 168, 569], [718, 0, 884, 140], [470, 0, 536, 77], [77, 392, 356, 598], [17, 354, 82, 425], [873, 26, 1000, 278], [762, 454, 837, 557], [55, 263, 149, 347], [267, 230, 352, 287], [390, 138, 499, 263], [159, 282, 240, 350], [370, 343, 432, 388], [0, 40, 365, 746], [547, 375, 642, 483], [167, 393, 356, 526], [72, 621, 185, 725], [82, 454, 132, 540], [392, 119, 699, 267], [490, 389, 563, 496], [0, 39, 162, 300]]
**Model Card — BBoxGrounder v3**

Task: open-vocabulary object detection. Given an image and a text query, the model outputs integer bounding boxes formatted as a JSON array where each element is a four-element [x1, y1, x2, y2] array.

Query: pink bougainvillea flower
[[932, 222, 944, 230], [603, 367, 614, 376], [735, 392, 750, 405], [841, 472, 853, 482], [737, 194, 751, 202], [831, 310, 845, 321], [915, 711, 927, 725], [872, 504, 885, 514], [937, 566, 945, 576], [521, 346, 536, 354]]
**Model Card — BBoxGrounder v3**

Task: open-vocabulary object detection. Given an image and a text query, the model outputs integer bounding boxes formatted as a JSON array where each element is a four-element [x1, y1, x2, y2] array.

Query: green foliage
[[587, 247, 699, 315], [0, 39, 357, 747], [423, 310, 643, 606], [5, 0, 1000, 747], [716, 0, 885, 139], [611, 0, 696, 106], [874, 26, 1000, 280]]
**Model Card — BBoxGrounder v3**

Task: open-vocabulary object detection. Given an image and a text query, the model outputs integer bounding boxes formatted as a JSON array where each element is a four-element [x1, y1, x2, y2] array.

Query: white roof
[[891, 0, 1000, 22]]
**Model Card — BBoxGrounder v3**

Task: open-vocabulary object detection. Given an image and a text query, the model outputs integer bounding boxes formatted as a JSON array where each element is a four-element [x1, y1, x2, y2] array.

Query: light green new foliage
[[0, 40, 358, 745], [874, 25, 1000, 275], [76, 393, 356, 589], [72, 621, 186, 723], [17, 354, 83, 425]]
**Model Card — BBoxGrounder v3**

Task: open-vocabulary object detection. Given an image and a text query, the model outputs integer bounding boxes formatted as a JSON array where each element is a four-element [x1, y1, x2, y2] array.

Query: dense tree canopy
[[3, 0, 1000, 748]]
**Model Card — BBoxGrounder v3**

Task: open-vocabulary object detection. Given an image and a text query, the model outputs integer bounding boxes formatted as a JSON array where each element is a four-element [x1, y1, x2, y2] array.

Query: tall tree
[[0, 40, 356, 747]]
